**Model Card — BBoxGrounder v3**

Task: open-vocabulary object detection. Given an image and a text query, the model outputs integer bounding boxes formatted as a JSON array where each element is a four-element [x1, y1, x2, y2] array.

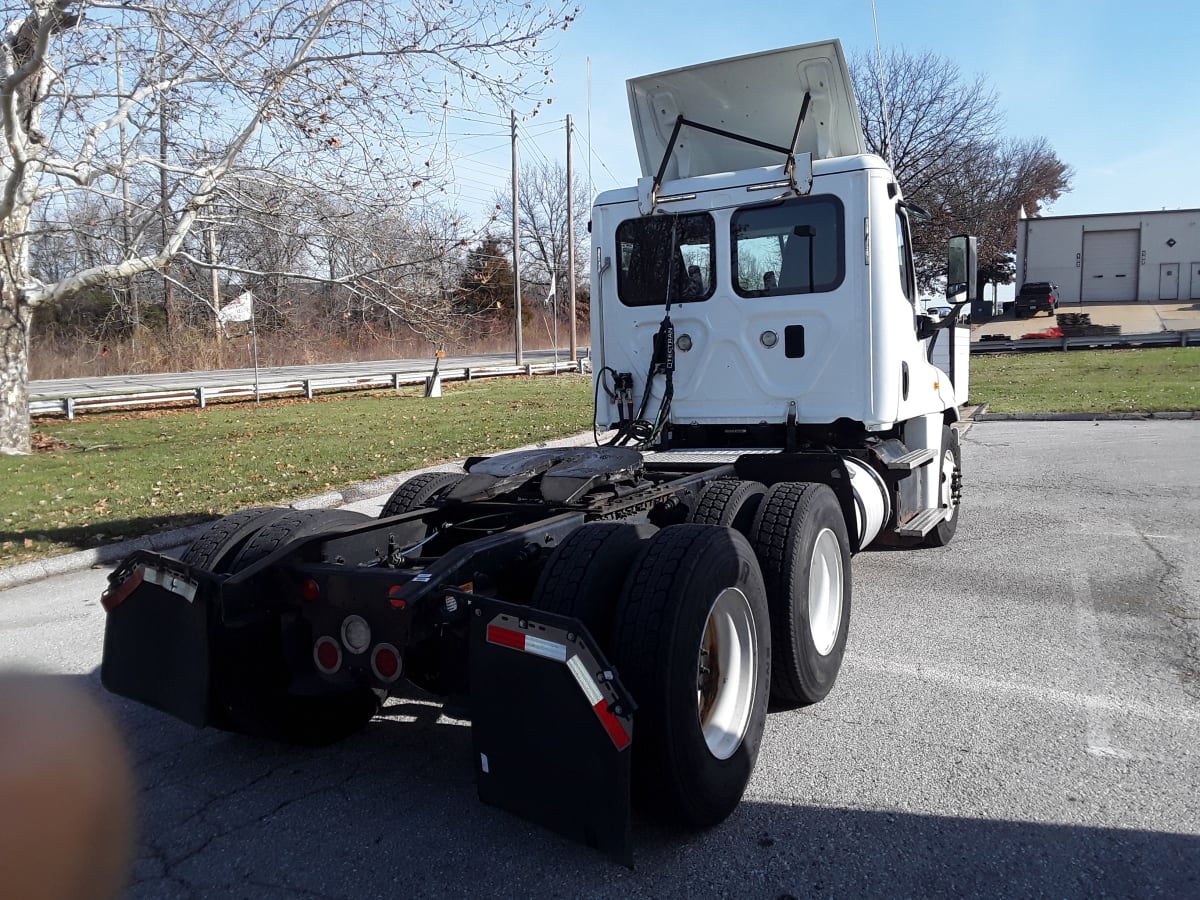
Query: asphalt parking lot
[[1, 419, 1197, 899]]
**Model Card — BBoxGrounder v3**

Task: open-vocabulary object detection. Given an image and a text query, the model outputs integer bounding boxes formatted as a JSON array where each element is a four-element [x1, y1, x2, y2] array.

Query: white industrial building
[[1015, 207, 1200, 303]]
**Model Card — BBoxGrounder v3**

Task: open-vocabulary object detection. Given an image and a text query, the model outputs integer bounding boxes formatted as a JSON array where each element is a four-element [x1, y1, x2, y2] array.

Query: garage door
[[1081, 229, 1139, 301]]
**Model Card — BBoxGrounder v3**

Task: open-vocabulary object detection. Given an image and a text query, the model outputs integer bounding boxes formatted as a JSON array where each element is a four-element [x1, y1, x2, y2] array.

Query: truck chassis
[[101, 437, 956, 862], [100, 38, 973, 863]]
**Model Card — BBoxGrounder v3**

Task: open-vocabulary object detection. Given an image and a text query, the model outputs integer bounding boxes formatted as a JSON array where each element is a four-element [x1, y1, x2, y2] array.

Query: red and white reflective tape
[[487, 619, 630, 751], [485, 624, 567, 661], [567, 655, 630, 750]]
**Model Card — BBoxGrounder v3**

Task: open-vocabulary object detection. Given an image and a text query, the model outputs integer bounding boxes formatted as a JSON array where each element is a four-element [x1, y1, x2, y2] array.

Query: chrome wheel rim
[[696, 587, 758, 760], [941, 448, 959, 521], [808, 528, 844, 656]]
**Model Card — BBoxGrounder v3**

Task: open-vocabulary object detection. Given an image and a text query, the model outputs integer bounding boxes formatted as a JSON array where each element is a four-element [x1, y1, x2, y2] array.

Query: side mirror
[[946, 235, 978, 302], [916, 314, 938, 341]]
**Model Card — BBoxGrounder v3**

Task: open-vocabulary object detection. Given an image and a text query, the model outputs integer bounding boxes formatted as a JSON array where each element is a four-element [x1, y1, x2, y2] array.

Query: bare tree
[[0, 0, 578, 454], [852, 48, 1071, 292], [495, 158, 591, 319]]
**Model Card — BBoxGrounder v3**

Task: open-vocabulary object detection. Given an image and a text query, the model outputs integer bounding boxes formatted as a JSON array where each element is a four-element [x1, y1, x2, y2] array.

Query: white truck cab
[[594, 40, 969, 437], [591, 40, 975, 547]]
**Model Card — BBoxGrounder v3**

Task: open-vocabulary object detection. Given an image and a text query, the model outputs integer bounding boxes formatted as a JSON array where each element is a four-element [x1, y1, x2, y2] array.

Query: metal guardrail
[[29, 329, 1193, 418], [30, 360, 584, 419], [971, 329, 1200, 355]]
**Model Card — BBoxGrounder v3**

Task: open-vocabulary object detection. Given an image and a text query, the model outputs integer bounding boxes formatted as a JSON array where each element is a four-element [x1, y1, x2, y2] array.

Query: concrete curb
[[0, 524, 213, 591], [970, 403, 1200, 422], [0, 430, 603, 591]]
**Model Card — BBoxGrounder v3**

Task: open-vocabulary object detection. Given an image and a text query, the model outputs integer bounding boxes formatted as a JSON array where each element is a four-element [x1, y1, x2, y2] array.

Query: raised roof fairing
[[626, 40, 866, 181]]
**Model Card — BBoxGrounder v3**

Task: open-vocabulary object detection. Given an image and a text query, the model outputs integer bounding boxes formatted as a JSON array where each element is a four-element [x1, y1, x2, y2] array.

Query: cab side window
[[895, 211, 914, 302]]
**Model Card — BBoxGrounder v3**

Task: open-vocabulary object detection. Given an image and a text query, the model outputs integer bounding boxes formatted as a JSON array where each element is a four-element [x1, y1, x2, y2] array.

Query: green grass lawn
[[2, 375, 594, 567], [5, 348, 1198, 568], [970, 347, 1200, 414]]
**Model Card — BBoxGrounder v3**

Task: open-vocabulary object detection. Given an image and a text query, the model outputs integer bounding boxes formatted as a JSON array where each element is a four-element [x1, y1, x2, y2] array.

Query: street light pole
[[566, 114, 577, 361], [511, 110, 523, 366]]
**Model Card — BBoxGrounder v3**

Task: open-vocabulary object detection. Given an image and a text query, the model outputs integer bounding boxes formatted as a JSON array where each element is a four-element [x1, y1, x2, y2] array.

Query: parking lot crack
[[1139, 529, 1200, 699], [146, 754, 366, 886]]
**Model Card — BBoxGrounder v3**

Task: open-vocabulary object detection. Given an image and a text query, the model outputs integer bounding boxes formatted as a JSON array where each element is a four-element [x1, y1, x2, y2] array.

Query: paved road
[[2, 420, 1197, 898], [29, 349, 581, 399]]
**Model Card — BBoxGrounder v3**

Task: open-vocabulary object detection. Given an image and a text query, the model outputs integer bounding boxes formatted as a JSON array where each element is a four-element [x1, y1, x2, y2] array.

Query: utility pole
[[511, 109, 523, 365], [566, 114, 577, 361]]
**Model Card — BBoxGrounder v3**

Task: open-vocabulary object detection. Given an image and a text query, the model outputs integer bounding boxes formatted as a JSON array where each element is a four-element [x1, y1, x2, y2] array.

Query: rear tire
[[531, 522, 654, 649], [924, 426, 962, 548], [180, 507, 289, 572], [749, 482, 851, 708], [610, 524, 770, 827], [379, 472, 464, 518], [205, 509, 382, 745], [226, 508, 370, 571], [688, 479, 766, 536]]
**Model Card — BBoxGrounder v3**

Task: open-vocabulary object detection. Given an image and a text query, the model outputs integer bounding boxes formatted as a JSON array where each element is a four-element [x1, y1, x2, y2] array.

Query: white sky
[[442, 0, 1200, 224]]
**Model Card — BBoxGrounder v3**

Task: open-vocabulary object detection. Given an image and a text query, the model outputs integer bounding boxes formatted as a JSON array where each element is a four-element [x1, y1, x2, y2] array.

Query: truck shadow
[[82, 670, 1200, 899]]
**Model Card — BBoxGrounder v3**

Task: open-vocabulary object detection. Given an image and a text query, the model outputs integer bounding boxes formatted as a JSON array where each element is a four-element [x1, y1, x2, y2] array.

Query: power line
[[571, 131, 622, 190]]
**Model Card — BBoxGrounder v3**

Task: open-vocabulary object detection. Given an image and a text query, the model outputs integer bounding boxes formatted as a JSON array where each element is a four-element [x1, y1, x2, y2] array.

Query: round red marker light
[[371, 643, 402, 683], [301, 578, 321, 602], [313, 637, 341, 674]]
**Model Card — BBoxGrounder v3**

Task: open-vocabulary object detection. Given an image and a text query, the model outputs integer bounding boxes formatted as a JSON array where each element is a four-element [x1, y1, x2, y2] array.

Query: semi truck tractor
[[100, 40, 976, 863]]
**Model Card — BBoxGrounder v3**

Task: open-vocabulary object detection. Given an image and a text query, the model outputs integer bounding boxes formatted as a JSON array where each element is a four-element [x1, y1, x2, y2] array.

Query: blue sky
[[445, 0, 1200, 221]]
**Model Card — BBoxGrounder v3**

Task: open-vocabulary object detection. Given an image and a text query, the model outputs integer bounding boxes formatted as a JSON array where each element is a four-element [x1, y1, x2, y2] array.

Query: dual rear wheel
[[532, 479, 851, 826], [689, 477, 851, 706], [186, 471, 853, 819]]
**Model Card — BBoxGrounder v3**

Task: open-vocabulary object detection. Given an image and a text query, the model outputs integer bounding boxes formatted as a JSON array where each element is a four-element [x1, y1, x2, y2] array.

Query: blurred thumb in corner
[[0, 671, 134, 900]]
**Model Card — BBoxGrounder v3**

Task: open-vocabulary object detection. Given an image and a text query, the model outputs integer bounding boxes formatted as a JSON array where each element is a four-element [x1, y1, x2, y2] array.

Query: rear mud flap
[[100, 553, 213, 728], [469, 598, 636, 866]]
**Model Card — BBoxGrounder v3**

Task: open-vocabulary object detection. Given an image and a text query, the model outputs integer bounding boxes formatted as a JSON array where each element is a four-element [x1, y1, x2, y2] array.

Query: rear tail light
[[371, 644, 402, 683], [314, 636, 342, 674]]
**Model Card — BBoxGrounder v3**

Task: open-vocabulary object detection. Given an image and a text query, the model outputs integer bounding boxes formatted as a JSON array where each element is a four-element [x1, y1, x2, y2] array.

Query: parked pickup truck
[[1014, 282, 1060, 318]]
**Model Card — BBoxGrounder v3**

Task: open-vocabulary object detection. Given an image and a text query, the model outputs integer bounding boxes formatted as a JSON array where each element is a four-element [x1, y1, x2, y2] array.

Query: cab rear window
[[616, 213, 715, 307], [731, 196, 845, 297]]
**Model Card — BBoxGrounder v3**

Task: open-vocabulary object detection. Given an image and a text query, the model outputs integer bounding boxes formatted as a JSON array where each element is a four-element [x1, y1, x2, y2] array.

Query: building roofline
[[1026, 207, 1200, 223]]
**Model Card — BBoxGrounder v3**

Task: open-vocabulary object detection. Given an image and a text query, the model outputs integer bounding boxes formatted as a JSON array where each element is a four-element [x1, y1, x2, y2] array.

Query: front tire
[[924, 426, 962, 548], [750, 482, 851, 708], [610, 525, 770, 827]]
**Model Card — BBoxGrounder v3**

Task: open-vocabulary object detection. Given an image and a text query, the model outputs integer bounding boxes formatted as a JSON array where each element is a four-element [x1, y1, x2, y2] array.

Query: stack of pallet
[[1056, 313, 1121, 337]]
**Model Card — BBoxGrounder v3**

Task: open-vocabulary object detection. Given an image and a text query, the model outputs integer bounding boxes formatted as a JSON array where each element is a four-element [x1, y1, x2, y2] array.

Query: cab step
[[887, 448, 937, 471], [895, 507, 946, 537]]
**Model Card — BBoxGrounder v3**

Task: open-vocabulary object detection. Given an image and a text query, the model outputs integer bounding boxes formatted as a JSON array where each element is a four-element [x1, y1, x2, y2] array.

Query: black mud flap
[[469, 598, 636, 866], [100, 552, 214, 728]]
